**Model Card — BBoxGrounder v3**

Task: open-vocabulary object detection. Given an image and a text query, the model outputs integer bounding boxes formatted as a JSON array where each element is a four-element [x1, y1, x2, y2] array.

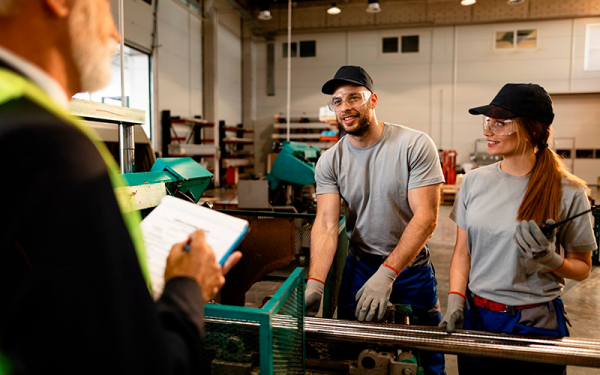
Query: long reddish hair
[[516, 117, 587, 222]]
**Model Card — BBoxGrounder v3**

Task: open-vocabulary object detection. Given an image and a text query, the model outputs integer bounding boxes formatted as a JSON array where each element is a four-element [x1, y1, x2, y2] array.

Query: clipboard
[[141, 195, 249, 299]]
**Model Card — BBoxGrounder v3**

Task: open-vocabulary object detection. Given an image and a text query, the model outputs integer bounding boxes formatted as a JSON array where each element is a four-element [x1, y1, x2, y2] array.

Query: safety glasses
[[327, 91, 372, 112], [482, 117, 517, 135]]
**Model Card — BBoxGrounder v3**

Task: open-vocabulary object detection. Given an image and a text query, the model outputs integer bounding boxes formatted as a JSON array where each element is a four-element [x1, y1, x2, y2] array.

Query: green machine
[[266, 141, 321, 211], [116, 157, 213, 212], [266, 141, 321, 189]]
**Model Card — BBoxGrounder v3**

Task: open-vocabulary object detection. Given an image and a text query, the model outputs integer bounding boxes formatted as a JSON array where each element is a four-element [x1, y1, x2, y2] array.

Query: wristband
[[308, 277, 325, 285], [449, 291, 466, 299], [383, 263, 400, 276]]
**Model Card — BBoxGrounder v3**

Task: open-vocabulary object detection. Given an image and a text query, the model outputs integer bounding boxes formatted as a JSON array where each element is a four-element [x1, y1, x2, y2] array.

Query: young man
[[0, 1, 239, 373], [305, 66, 445, 374]]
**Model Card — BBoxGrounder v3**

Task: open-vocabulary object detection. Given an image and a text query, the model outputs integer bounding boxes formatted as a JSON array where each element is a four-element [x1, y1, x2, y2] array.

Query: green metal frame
[[205, 267, 305, 374]]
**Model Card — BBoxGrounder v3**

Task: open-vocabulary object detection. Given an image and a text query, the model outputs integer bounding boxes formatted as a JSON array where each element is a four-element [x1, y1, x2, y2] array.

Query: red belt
[[473, 295, 548, 314]]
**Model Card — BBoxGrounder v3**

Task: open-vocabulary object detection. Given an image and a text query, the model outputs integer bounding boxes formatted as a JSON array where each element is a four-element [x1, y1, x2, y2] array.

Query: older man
[[305, 66, 446, 374], [0, 1, 239, 373]]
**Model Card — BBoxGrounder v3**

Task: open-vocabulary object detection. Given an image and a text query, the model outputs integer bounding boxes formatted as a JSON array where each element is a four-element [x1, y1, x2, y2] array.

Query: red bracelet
[[449, 291, 466, 299], [383, 263, 400, 276], [308, 277, 325, 285], [550, 258, 566, 273]]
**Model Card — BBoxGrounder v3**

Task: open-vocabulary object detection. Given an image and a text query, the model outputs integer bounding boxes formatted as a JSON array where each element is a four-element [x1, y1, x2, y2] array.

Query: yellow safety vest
[[0, 68, 151, 286]]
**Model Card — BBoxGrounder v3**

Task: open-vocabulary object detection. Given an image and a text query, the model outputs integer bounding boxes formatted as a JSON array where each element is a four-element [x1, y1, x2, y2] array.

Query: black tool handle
[[539, 205, 599, 238]]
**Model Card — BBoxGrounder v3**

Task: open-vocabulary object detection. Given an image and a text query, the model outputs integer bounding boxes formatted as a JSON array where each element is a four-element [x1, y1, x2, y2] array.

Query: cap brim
[[322, 79, 370, 94], [468, 104, 518, 119]]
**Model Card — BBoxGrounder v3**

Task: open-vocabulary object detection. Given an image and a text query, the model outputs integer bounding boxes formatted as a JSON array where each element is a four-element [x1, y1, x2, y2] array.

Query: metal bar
[[285, 0, 291, 143], [117, 0, 134, 174], [305, 317, 600, 368], [204, 316, 600, 368]]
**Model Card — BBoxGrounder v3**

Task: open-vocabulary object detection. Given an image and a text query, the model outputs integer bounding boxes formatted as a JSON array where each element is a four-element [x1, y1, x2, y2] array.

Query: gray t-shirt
[[451, 162, 597, 305], [315, 122, 444, 258]]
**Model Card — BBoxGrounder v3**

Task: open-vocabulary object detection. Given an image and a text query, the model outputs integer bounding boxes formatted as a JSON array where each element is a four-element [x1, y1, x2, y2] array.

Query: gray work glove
[[439, 293, 465, 333], [515, 219, 563, 271], [355, 265, 397, 322], [305, 278, 325, 317]]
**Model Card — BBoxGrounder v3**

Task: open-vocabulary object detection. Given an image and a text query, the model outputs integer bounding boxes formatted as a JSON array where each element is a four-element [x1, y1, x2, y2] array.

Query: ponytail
[[516, 118, 586, 223]]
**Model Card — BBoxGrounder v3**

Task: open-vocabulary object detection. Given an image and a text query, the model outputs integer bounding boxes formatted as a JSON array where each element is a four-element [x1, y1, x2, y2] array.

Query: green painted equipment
[[121, 157, 213, 205], [266, 142, 321, 190]]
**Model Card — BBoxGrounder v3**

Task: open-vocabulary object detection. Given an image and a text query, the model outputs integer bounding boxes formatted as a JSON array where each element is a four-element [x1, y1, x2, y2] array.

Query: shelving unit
[[161, 110, 221, 186], [271, 115, 338, 151], [219, 120, 254, 185]]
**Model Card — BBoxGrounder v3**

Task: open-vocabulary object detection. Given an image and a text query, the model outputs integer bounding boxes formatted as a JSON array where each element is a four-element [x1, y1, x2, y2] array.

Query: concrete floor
[[431, 186, 600, 374]]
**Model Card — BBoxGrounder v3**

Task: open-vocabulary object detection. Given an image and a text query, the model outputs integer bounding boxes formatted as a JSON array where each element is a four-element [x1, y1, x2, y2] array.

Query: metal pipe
[[204, 316, 600, 368], [305, 317, 600, 368], [118, 0, 134, 173]]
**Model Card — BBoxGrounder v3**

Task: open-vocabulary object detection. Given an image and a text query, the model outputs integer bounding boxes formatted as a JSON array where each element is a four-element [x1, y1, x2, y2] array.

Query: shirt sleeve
[[407, 133, 445, 190], [315, 149, 339, 195], [560, 185, 598, 253], [450, 172, 469, 229]]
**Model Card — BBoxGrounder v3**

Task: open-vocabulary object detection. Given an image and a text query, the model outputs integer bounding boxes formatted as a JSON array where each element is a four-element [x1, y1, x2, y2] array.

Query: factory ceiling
[[238, 0, 600, 36]]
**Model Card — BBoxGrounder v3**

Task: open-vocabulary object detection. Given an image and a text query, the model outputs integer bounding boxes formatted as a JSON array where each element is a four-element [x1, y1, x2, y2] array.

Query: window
[[73, 45, 153, 140], [283, 41, 317, 58], [585, 24, 600, 71], [178, 0, 200, 14], [401, 35, 419, 53], [382, 37, 398, 53], [575, 149, 594, 159], [283, 42, 297, 58], [556, 149, 571, 159], [300, 41, 316, 57], [495, 29, 537, 49]]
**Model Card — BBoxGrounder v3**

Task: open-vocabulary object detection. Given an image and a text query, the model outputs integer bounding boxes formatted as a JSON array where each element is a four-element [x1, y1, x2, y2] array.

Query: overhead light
[[258, 3, 272, 21], [366, 0, 381, 13], [461, 0, 476, 5], [258, 9, 272, 20], [327, 3, 341, 15], [507, 0, 525, 4]]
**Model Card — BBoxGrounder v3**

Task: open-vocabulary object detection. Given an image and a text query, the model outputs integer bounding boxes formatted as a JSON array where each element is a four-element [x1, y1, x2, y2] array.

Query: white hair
[[0, 0, 24, 17]]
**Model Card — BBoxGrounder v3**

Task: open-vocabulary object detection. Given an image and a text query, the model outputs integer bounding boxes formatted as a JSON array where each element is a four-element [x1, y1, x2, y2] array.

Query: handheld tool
[[540, 205, 599, 238]]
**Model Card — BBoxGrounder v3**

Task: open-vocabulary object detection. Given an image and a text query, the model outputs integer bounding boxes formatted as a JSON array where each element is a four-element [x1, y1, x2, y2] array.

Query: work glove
[[515, 219, 563, 271], [439, 293, 465, 333], [305, 278, 325, 317], [355, 265, 397, 322]]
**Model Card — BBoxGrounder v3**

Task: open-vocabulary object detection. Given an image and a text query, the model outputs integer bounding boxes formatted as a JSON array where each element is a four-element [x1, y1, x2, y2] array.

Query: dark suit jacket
[[0, 62, 205, 374]]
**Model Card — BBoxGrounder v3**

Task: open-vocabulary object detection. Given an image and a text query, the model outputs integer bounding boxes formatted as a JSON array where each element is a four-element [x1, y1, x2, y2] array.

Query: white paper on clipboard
[[141, 195, 249, 299]]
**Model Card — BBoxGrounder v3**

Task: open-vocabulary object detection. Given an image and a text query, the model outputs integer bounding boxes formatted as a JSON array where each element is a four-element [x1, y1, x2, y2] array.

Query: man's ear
[[370, 92, 378, 109], [43, 0, 72, 18]]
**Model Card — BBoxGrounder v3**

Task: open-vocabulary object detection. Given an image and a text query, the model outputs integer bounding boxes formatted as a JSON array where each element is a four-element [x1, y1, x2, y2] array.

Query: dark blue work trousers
[[337, 252, 446, 375], [458, 295, 569, 375]]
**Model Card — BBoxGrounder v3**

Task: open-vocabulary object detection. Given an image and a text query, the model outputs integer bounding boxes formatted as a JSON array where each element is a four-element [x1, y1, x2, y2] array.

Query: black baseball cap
[[468, 83, 555, 125], [322, 65, 374, 95]]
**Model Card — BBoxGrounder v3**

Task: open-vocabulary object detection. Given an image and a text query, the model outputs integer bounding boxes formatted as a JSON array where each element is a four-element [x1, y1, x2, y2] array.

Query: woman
[[440, 83, 597, 374]]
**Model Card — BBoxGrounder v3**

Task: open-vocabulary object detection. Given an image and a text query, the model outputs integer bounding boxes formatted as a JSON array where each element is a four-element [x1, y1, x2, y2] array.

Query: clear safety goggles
[[327, 91, 372, 112], [482, 117, 517, 135]]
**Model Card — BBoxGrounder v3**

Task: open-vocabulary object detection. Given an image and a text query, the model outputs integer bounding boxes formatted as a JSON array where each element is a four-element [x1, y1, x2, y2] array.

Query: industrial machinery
[[83, 100, 600, 374], [117, 157, 213, 212], [266, 141, 321, 212]]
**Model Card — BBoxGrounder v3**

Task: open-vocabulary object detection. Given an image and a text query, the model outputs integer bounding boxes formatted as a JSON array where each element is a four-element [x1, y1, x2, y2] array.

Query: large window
[[73, 45, 152, 141]]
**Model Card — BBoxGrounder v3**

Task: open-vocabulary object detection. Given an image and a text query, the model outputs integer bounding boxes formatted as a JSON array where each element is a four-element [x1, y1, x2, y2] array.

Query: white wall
[[254, 17, 600, 183], [156, 0, 203, 120], [216, 1, 243, 126]]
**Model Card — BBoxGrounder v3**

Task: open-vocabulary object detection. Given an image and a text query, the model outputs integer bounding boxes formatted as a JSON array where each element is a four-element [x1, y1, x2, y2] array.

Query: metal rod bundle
[[305, 317, 600, 368], [205, 316, 600, 367]]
